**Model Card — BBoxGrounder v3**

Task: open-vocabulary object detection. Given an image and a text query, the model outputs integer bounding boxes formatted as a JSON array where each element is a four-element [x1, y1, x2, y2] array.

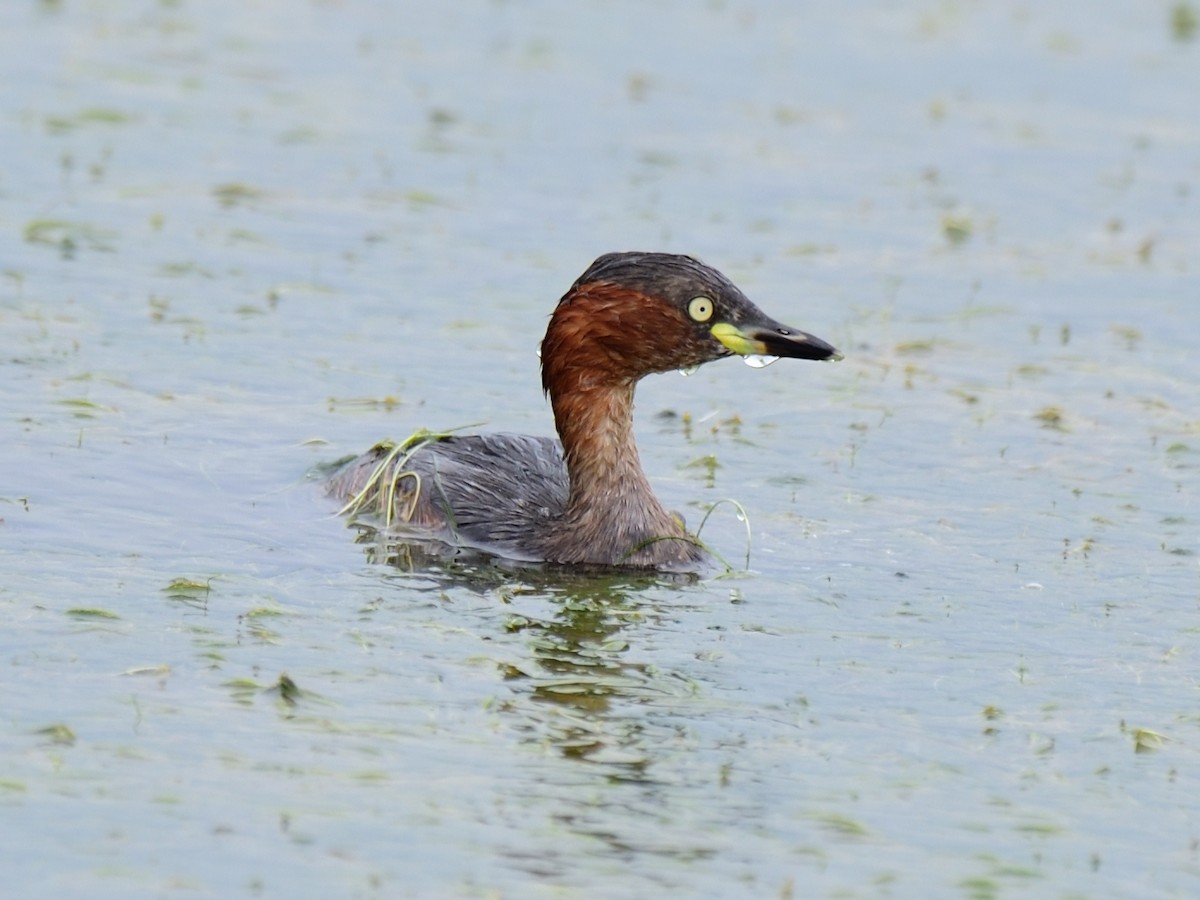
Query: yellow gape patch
[[710, 322, 768, 357]]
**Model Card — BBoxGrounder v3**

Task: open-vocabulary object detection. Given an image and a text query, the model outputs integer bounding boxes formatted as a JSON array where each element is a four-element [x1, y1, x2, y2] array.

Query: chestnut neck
[[539, 293, 689, 561], [551, 378, 656, 513]]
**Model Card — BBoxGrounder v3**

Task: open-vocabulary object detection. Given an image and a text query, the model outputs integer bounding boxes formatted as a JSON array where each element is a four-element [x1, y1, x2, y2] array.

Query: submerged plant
[[335, 428, 460, 528]]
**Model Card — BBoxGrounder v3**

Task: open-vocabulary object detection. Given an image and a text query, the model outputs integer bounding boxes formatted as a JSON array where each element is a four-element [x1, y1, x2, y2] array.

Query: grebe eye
[[687, 296, 714, 322]]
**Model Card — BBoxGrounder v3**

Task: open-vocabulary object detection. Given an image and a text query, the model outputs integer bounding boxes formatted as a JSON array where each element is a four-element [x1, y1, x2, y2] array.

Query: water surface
[[2, 1, 1197, 896]]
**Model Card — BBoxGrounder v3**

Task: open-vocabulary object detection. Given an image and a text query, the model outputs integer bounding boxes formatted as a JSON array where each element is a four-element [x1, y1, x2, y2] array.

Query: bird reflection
[[354, 524, 701, 778]]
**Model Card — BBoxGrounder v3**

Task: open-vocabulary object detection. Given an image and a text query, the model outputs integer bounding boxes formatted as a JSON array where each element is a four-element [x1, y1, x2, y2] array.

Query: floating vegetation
[[1013, 364, 1049, 379], [403, 189, 445, 207], [1032, 406, 1066, 431], [811, 811, 869, 838], [162, 577, 214, 609], [242, 604, 287, 620], [212, 182, 265, 208], [1062, 536, 1096, 559], [1172, 3, 1198, 40], [942, 214, 973, 245], [121, 664, 171, 677], [326, 395, 403, 412], [23, 218, 116, 257], [1136, 237, 1155, 264], [158, 260, 215, 278], [1015, 820, 1063, 836], [148, 294, 170, 321], [270, 673, 302, 707], [765, 472, 809, 487], [1164, 443, 1194, 472], [66, 607, 120, 619], [240, 604, 286, 643], [1132, 727, 1167, 753], [783, 242, 836, 257], [44, 107, 135, 133], [35, 723, 76, 745], [895, 339, 938, 356], [265, 280, 334, 303], [684, 453, 720, 486], [56, 397, 117, 418], [1110, 324, 1142, 350], [227, 674, 325, 710], [243, 623, 281, 645], [959, 876, 1000, 898], [224, 677, 264, 706]]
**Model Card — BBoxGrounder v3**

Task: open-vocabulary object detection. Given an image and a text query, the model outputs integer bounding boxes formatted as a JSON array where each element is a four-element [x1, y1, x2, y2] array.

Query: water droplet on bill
[[743, 355, 779, 369]]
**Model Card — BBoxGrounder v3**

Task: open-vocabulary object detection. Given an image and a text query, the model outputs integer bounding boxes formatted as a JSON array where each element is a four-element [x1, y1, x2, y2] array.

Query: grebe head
[[541, 252, 840, 393]]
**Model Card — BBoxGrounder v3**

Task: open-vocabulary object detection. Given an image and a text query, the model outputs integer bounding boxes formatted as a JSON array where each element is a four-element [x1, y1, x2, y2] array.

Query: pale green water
[[2, 1, 1198, 897]]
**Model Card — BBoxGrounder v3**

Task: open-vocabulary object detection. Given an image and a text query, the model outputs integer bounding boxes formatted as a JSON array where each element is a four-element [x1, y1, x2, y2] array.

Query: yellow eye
[[688, 296, 714, 322]]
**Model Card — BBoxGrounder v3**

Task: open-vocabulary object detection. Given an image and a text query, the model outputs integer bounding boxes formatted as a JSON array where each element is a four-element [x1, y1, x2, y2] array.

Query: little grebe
[[329, 252, 840, 569]]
